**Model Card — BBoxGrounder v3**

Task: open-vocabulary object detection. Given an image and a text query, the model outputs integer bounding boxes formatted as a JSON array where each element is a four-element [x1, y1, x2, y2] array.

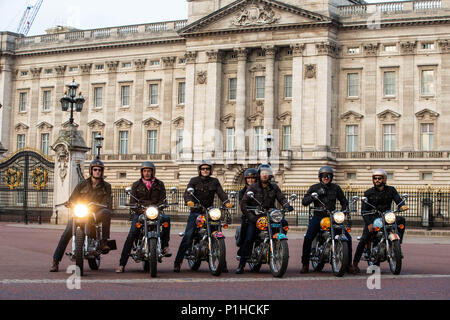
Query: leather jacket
[[69, 178, 112, 210], [184, 176, 229, 213], [302, 182, 348, 218]]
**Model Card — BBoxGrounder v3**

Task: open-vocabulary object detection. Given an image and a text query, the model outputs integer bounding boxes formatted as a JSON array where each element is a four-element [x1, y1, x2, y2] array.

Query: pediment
[[415, 108, 439, 120], [171, 116, 184, 127], [179, 0, 332, 36], [87, 119, 105, 128], [339, 110, 364, 122], [62, 121, 79, 128], [15, 122, 29, 131], [377, 109, 401, 121], [114, 118, 133, 128], [36, 121, 53, 130], [248, 111, 264, 126], [143, 117, 162, 127], [277, 111, 291, 123], [221, 113, 235, 126]]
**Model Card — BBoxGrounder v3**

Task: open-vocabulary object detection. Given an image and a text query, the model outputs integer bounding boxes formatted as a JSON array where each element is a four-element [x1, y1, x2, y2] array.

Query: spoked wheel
[[187, 241, 201, 271], [75, 227, 85, 276], [388, 240, 402, 275], [311, 238, 325, 272], [88, 256, 100, 270], [149, 238, 157, 278], [331, 240, 349, 277], [208, 237, 226, 276], [269, 240, 289, 278]]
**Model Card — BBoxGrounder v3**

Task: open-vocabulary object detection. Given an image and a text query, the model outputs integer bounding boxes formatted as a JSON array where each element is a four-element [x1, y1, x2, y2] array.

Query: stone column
[[182, 51, 197, 161], [29, 67, 42, 149], [290, 43, 305, 157], [105, 61, 119, 153], [161, 57, 176, 155], [0, 56, 14, 152], [264, 46, 276, 133], [79, 64, 92, 145], [439, 40, 450, 149], [51, 125, 90, 224], [205, 50, 223, 158], [132, 59, 147, 153], [234, 48, 248, 162], [363, 43, 379, 151], [54, 66, 67, 132]]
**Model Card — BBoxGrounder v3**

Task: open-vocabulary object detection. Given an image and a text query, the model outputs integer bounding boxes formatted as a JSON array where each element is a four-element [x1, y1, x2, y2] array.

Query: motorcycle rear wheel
[[209, 237, 226, 276], [187, 241, 202, 271], [388, 240, 402, 275], [269, 240, 289, 278], [331, 240, 349, 277], [75, 227, 85, 276], [311, 239, 325, 272]]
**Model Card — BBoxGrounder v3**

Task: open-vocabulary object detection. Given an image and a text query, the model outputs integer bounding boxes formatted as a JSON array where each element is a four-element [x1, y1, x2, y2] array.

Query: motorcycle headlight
[[209, 208, 222, 221], [333, 211, 345, 224], [385, 212, 396, 224], [270, 209, 283, 223], [74, 204, 88, 218], [145, 206, 159, 220]]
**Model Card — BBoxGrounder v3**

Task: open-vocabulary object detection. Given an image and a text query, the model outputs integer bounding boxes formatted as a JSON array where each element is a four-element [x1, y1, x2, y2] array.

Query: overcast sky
[[0, 0, 397, 37]]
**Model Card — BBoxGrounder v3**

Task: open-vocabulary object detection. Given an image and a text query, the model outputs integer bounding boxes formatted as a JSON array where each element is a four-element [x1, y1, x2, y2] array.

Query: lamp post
[[94, 133, 104, 160], [265, 132, 273, 165], [60, 79, 85, 125]]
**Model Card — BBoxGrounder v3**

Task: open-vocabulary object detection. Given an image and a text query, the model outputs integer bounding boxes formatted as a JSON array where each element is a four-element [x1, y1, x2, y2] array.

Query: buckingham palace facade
[[1, 0, 450, 186]]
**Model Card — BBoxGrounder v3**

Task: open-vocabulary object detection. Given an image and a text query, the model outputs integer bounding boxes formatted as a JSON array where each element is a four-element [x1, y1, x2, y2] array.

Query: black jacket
[[240, 181, 289, 224], [184, 176, 229, 213], [69, 178, 112, 210], [361, 185, 403, 225], [130, 178, 166, 208], [302, 182, 348, 218]]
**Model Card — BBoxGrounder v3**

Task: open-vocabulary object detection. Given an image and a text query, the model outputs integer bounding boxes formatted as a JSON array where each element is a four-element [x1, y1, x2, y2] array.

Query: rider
[[238, 164, 294, 274], [300, 166, 355, 274], [116, 161, 171, 273], [50, 159, 112, 272], [352, 169, 407, 273], [173, 160, 232, 272]]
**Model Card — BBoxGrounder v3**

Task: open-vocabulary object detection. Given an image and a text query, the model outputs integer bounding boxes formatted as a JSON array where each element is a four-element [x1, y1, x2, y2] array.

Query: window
[[422, 172, 433, 180], [119, 131, 128, 154], [150, 60, 160, 66], [383, 124, 396, 151], [284, 75, 292, 98], [121, 85, 130, 107], [348, 47, 360, 54], [255, 76, 265, 99], [92, 131, 101, 156], [44, 69, 53, 75], [119, 172, 127, 179], [282, 126, 291, 150], [347, 172, 356, 180], [422, 43, 435, 50], [421, 70, 435, 96], [20, 71, 28, 77], [42, 90, 51, 111], [346, 125, 358, 152], [19, 92, 27, 112], [95, 64, 104, 71], [122, 62, 132, 68], [94, 87, 103, 108], [347, 73, 359, 97], [17, 134, 25, 149], [147, 130, 157, 154], [41, 133, 49, 155], [226, 128, 235, 152], [383, 71, 396, 97], [69, 66, 78, 72], [254, 126, 264, 151], [178, 82, 185, 104], [384, 45, 397, 52], [229, 78, 237, 101], [421, 123, 434, 151], [176, 129, 183, 153], [150, 84, 159, 105]]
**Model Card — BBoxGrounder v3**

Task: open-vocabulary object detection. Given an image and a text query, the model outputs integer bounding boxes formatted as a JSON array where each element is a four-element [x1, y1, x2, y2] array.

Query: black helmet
[[243, 168, 258, 185], [89, 159, 105, 177], [198, 160, 213, 175], [257, 164, 273, 179], [318, 165, 334, 183], [141, 161, 156, 178]]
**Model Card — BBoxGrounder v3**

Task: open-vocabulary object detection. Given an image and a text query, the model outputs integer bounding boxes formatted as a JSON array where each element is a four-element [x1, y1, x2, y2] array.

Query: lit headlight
[[385, 212, 396, 224], [74, 204, 88, 218], [333, 211, 345, 224], [145, 206, 159, 220], [270, 209, 283, 223], [209, 208, 222, 221]]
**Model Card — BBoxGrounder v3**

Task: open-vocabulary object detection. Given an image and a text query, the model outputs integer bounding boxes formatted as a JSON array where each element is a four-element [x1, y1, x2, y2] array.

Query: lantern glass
[[60, 96, 70, 111]]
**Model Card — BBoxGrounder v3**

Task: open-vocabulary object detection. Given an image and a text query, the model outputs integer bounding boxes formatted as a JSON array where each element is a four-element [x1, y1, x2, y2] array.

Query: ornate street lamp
[[60, 79, 85, 124], [265, 132, 273, 165], [94, 133, 104, 160]]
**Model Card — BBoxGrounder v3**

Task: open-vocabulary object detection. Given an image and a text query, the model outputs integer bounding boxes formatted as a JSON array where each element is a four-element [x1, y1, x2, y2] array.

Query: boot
[[235, 262, 245, 274], [162, 247, 172, 257], [352, 261, 360, 274], [173, 262, 181, 273], [115, 266, 125, 273], [222, 262, 229, 273], [300, 264, 309, 274], [99, 239, 111, 254], [49, 260, 59, 272]]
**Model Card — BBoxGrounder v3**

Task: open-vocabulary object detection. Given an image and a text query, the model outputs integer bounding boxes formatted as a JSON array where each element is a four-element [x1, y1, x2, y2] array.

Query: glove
[[225, 202, 233, 209], [368, 224, 374, 233], [284, 204, 294, 212], [187, 201, 195, 207], [400, 206, 408, 212], [317, 188, 326, 197]]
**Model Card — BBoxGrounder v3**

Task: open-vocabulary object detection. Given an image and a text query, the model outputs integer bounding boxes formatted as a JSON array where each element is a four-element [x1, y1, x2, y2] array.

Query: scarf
[[142, 178, 155, 190]]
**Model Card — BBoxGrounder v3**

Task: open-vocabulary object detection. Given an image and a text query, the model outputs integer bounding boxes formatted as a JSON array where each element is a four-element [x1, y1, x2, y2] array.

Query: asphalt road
[[0, 222, 449, 301]]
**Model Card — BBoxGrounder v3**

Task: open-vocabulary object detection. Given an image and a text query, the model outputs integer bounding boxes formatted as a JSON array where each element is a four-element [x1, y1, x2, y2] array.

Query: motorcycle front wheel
[[208, 237, 226, 276], [149, 238, 158, 278], [75, 227, 85, 276], [331, 240, 349, 277], [269, 240, 289, 278], [88, 256, 100, 270], [388, 240, 402, 275]]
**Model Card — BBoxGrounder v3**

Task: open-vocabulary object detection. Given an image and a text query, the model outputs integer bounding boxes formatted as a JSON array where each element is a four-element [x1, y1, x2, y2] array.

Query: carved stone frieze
[[304, 64, 316, 79], [232, 2, 280, 27]]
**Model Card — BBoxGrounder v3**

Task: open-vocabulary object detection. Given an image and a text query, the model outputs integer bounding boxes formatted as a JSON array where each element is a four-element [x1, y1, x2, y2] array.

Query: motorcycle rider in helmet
[[238, 164, 293, 274], [300, 166, 355, 274], [50, 159, 112, 272], [116, 161, 171, 273], [173, 160, 232, 272], [352, 169, 407, 273]]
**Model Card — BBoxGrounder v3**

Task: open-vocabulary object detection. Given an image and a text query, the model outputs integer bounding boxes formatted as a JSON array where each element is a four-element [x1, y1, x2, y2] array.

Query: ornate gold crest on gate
[[31, 167, 48, 190], [5, 167, 21, 190]]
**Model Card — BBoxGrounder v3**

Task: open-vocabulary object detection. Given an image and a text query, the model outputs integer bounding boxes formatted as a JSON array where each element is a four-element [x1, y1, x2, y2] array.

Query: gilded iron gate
[[0, 150, 54, 224]]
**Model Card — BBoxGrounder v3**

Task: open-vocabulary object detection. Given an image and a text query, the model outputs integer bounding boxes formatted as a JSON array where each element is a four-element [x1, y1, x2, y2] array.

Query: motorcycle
[[57, 201, 117, 277], [237, 191, 297, 278], [358, 194, 408, 275], [180, 188, 235, 276], [125, 186, 177, 278], [309, 193, 356, 277]]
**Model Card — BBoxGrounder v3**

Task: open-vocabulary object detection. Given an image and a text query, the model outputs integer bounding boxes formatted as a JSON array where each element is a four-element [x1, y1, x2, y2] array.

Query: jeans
[[301, 215, 353, 265], [174, 212, 199, 265], [53, 208, 112, 262], [119, 213, 171, 267]]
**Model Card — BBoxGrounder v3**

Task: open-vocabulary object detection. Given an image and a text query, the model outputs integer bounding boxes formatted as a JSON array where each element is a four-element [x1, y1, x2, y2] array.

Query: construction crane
[[16, 0, 43, 36]]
